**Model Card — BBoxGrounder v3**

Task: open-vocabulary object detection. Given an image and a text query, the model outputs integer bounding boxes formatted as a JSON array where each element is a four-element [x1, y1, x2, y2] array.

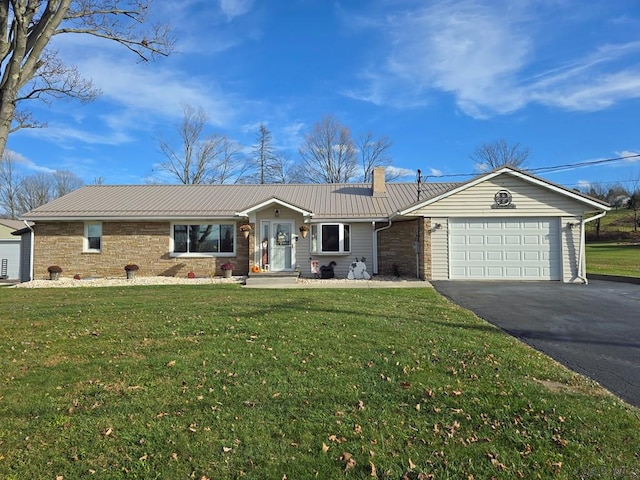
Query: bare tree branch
[[470, 138, 530, 170], [297, 115, 357, 183], [0, 0, 174, 158], [357, 132, 393, 182], [157, 104, 247, 185]]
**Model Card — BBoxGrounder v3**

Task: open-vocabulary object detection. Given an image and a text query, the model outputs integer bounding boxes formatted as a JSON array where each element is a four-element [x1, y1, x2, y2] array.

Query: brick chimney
[[371, 166, 386, 197]]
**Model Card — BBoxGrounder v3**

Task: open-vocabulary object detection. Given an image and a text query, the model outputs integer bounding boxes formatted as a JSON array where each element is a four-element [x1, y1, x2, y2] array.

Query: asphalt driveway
[[431, 279, 640, 408]]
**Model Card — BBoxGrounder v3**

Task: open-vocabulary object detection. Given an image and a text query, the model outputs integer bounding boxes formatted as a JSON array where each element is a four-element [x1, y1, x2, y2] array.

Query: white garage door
[[449, 218, 560, 280]]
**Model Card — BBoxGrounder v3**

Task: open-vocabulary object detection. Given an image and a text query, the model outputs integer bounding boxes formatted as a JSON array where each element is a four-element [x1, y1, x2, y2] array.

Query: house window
[[172, 223, 235, 256], [310, 223, 350, 254], [84, 222, 102, 253]]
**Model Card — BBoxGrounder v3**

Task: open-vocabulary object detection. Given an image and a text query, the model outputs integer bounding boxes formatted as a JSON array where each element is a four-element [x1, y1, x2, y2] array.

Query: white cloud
[[386, 166, 416, 179], [219, 0, 254, 20], [350, 2, 640, 118], [616, 150, 640, 163], [575, 180, 591, 189], [428, 168, 443, 177]]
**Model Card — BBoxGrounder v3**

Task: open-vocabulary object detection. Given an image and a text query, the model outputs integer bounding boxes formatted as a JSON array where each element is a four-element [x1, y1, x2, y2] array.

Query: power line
[[424, 153, 640, 184]]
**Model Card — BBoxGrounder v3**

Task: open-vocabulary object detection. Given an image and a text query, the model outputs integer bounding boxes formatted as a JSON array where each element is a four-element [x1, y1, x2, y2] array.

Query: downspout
[[373, 217, 394, 275], [577, 211, 607, 285], [23, 220, 34, 282]]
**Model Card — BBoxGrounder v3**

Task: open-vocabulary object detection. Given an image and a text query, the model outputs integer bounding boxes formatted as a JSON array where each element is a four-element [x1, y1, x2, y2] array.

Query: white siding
[[430, 218, 449, 280], [414, 176, 590, 217], [561, 217, 582, 282], [309, 222, 374, 279]]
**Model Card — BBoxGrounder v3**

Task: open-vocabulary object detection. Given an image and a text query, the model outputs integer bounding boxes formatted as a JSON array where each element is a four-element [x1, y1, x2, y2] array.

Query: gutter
[[23, 220, 34, 282], [577, 211, 607, 284]]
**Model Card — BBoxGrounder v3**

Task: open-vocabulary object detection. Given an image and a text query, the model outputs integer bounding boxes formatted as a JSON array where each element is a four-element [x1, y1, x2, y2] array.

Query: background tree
[[0, 152, 84, 217], [0, 151, 21, 218], [606, 182, 628, 210], [357, 132, 393, 182], [157, 104, 247, 185], [252, 124, 278, 184], [582, 182, 609, 239], [626, 172, 640, 233], [0, 0, 174, 160], [470, 138, 530, 170], [54, 169, 84, 196], [297, 115, 357, 183]]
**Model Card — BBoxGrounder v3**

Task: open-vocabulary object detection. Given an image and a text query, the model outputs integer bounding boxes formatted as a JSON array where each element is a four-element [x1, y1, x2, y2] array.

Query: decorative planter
[[299, 226, 309, 239], [126, 270, 136, 280], [223, 269, 232, 278], [243, 230, 250, 239], [49, 272, 60, 281]]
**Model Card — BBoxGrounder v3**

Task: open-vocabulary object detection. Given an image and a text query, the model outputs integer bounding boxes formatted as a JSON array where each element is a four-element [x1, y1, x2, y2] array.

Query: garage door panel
[[450, 217, 560, 280]]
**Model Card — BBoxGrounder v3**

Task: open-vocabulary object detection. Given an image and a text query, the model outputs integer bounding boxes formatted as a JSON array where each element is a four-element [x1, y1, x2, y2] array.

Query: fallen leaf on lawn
[[56, 476, 64, 480], [166, 360, 176, 367], [357, 400, 365, 410], [222, 446, 232, 453], [139, 454, 148, 461], [409, 458, 416, 470], [354, 424, 363, 434], [400, 381, 411, 389], [170, 453, 178, 461], [339, 452, 356, 472], [370, 461, 377, 478], [322, 442, 330, 453], [102, 427, 113, 437], [188, 423, 197, 432]]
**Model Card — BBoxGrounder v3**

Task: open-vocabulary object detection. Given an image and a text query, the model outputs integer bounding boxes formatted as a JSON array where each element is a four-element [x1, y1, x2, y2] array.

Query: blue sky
[[7, 0, 640, 192]]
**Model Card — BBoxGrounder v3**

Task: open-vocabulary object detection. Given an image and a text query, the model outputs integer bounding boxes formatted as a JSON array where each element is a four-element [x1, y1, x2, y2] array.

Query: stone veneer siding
[[33, 221, 250, 279], [376, 218, 431, 280]]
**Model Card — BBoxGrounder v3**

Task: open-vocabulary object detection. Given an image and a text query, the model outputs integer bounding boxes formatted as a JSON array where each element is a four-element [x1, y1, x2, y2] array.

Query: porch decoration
[[239, 224, 252, 239], [347, 257, 371, 280], [221, 261, 234, 278], [47, 265, 62, 281], [299, 224, 309, 239], [187, 271, 196, 278], [251, 265, 261, 273], [124, 264, 139, 280]]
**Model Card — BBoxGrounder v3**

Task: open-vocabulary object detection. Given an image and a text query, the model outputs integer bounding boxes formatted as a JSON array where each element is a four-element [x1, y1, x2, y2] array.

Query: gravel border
[[13, 275, 425, 289]]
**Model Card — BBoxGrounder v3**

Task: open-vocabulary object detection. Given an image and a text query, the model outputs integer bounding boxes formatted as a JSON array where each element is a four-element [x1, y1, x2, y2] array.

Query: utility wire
[[423, 153, 640, 183]]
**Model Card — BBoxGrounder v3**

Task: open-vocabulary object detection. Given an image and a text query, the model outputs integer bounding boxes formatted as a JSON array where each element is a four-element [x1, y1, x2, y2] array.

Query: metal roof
[[21, 182, 461, 221]]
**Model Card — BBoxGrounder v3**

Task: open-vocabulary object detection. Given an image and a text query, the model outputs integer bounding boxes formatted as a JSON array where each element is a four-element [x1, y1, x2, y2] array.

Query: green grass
[[1, 285, 639, 479], [586, 242, 640, 277]]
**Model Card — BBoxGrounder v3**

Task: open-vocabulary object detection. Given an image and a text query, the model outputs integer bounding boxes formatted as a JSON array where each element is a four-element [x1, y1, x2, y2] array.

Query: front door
[[260, 220, 296, 271]]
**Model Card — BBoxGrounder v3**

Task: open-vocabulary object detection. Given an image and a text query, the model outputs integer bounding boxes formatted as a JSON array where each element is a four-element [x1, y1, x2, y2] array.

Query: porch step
[[244, 272, 300, 287]]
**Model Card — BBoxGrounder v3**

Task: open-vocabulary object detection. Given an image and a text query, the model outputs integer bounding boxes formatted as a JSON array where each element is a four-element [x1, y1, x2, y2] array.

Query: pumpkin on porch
[[251, 265, 260, 273]]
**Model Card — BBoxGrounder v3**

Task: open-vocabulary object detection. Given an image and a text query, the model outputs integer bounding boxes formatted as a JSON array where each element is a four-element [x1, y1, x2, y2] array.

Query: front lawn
[[1, 285, 638, 479], [586, 242, 640, 277]]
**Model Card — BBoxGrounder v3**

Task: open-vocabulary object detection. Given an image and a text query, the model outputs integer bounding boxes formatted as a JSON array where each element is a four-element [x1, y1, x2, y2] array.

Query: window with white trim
[[84, 222, 102, 253], [310, 223, 350, 254], [171, 223, 235, 255]]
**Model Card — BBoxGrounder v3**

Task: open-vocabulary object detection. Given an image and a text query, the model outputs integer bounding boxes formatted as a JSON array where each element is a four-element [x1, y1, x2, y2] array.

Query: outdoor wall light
[[274, 208, 280, 217], [434, 223, 443, 230], [567, 222, 579, 229]]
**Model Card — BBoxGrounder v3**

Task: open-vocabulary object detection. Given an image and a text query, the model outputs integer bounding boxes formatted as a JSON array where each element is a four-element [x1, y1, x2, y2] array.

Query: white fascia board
[[235, 197, 313, 217]]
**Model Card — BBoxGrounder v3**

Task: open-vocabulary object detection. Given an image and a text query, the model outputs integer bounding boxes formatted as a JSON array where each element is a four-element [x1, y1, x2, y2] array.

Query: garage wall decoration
[[492, 189, 516, 209]]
